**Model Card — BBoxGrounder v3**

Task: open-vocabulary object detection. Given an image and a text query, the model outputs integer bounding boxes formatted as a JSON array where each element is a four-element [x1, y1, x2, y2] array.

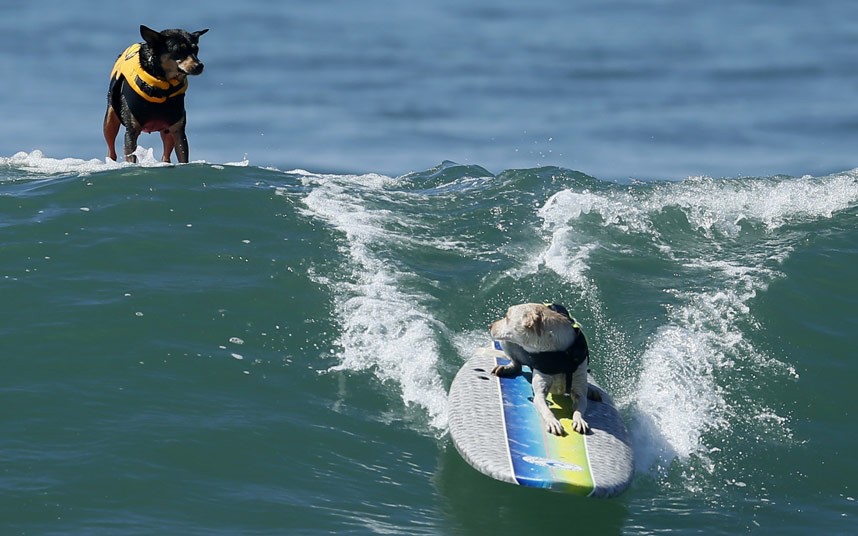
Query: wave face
[[3, 151, 857, 534]]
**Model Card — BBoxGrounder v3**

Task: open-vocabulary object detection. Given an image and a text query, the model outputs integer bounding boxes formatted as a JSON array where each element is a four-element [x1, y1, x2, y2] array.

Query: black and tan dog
[[104, 25, 208, 163]]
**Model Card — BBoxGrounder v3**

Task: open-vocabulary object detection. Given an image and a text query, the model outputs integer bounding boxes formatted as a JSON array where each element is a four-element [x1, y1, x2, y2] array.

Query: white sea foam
[[0, 150, 123, 176], [298, 174, 449, 431], [535, 187, 656, 289], [0, 149, 240, 177], [539, 228, 598, 289], [665, 173, 858, 233]]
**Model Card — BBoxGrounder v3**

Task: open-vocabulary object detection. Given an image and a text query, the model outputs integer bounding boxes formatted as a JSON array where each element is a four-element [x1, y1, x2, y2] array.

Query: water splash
[[299, 174, 450, 431], [533, 173, 858, 486]]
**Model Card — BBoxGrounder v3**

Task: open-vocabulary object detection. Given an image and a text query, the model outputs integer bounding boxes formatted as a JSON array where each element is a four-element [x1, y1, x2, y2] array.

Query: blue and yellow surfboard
[[448, 342, 633, 497]]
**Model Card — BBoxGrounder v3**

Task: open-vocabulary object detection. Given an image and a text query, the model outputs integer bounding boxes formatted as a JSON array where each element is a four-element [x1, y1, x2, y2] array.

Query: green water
[[2, 156, 857, 534]]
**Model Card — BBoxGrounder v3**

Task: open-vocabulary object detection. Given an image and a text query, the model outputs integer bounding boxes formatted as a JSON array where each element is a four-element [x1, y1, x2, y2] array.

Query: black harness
[[525, 304, 590, 391]]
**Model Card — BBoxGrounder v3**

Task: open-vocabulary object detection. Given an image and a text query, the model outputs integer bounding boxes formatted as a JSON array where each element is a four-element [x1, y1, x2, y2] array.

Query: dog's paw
[[571, 411, 590, 434], [491, 365, 514, 377], [587, 385, 603, 402], [545, 417, 565, 436]]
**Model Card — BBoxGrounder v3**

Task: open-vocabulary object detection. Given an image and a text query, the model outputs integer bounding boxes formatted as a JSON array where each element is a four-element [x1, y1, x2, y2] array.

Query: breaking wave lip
[[534, 173, 858, 482], [1, 150, 127, 176], [298, 174, 449, 431]]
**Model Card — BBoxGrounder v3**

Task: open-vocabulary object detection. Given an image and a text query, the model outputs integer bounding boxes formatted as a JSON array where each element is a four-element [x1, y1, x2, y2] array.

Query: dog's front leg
[[167, 117, 189, 163], [491, 360, 521, 377], [159, 130, 175, 163], [569, 365, 590, 434], [491, 340, 526, 377], [532, 370, 564, 435]]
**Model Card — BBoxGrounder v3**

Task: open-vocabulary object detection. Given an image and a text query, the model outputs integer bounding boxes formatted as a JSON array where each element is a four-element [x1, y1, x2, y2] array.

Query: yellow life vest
[[110, 43, 187, 104]]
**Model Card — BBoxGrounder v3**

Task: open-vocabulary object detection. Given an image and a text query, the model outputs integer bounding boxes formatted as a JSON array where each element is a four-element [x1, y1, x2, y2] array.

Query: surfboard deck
[[448, 342, 633, 497]]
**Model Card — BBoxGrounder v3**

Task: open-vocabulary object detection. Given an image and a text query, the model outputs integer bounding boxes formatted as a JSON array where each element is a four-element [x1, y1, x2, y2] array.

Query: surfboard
[[448, 342, 634, 497]]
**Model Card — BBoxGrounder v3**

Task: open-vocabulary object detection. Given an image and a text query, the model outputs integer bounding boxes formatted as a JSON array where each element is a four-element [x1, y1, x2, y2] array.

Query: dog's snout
[[192, 62, 204, 75]]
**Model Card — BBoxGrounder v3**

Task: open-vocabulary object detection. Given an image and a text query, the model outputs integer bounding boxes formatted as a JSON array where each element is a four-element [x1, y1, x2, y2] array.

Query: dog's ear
[[192, 29, 209, 42], [140, 25, 165, 47], [523, 309, 544, 337]]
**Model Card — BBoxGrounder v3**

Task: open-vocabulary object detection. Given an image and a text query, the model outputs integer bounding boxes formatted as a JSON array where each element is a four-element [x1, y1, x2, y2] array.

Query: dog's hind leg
[[103, 107, 120, 161]]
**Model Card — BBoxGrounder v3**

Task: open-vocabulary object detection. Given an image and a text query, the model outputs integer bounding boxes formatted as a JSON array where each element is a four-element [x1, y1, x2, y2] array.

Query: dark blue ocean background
[[2, 1, 857, 534]]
